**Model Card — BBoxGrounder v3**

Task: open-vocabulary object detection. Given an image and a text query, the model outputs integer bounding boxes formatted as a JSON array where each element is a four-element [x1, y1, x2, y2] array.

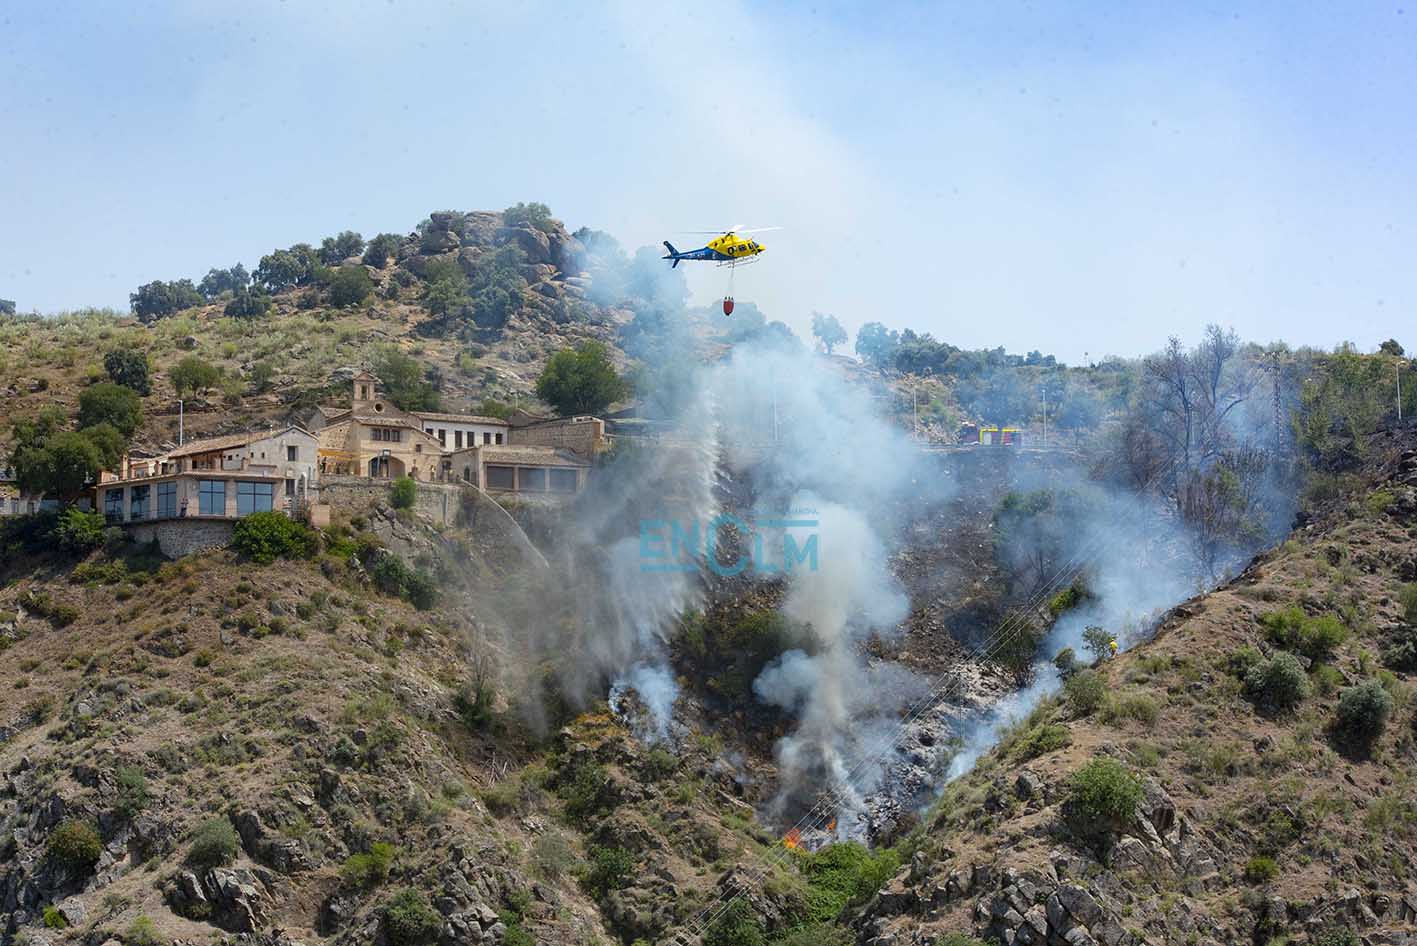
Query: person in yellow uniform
[[1108, 638, 1118, 659]]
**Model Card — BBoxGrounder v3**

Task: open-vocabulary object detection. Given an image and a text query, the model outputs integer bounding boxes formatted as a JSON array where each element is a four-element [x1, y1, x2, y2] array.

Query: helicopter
[[662, 226, 780, 315]]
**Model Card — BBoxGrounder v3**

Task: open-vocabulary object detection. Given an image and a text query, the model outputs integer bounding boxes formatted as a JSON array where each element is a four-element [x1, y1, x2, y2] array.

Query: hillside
[[855, 425, 1417, 946]]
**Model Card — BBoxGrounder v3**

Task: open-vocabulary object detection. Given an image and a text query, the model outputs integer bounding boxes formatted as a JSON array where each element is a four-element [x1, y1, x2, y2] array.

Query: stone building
[[94, 426, 319, 524]]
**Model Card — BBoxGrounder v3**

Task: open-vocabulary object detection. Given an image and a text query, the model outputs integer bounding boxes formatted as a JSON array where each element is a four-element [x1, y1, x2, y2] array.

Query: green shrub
[[934, 937, 990, 946], [54, 507, 105, 553], [1312, 663, 1345, 696], [703, 900, 765, 946], [770, 924, 854, 946], [224, 288, 271, 319], [1067, 757, 1142, 828], [1064, 669, 1107, 716], [390, 476, 417, 510], [531, 832, 575, 880], [42, 906, 68, 929], [581, 844, 635, 898], [1334, 679, 1393, 749], [1015, 723, 1072, 760], [105, 348, 151, 395], [329, 265, 374, 307], [231, 511, 317, 564], [797, 841, 900, 923], [557, 760, 611, 820], [126, 915, 163, 946], [1261, 607, 1348, 661], [381, 888, 442, 946], [115, 764, 148, 818], [367, 552, 437, 610], [341, 841, 396, 889], [1101, 692, 1160, 727], [1082, 625, 1114, 663], [1399, 584, 1417, 626], [186, 817, 239, 871], [1052, 647, 1079, 678], [47, 820, 102, 873], [1244, 652, 1310, 715], [1244, 855, 1279, 883], [1313, 930, 1360, 946]]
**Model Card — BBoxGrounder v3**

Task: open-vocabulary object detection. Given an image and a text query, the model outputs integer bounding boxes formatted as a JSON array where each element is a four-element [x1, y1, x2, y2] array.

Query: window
[[360, 384, 369, 399], [157, 482, 177, 518], [518, 467, 547, 491], [483, 431, 491, 445], [438, 429, 447, 446], [130, 484, 150, 520], [494, 432, 503, 445], [104, 489, 124, 522], [287, 445, 298, 461], [372, 428, 403, 443], [198, 480, 225, 516], [455, 430, 463, 448], [285, 478, 295, 497], [485, 465, 515, 490], [237, 481, 274, 515], [425, 428, 434, 436], [549, 468, 579, 493], [462, 465, 473, 484]]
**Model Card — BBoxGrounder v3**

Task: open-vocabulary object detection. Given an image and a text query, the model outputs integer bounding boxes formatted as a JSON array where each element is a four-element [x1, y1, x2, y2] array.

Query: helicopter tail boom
[[662, 241, 681, 268]]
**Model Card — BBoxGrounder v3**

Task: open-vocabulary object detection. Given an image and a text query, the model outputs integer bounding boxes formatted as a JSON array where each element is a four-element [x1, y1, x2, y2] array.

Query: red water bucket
[[723, 297, 734, 316]]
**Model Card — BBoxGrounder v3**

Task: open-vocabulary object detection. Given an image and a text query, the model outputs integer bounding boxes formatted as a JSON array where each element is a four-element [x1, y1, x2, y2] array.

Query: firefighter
[[1109, 638, 1119, 660]]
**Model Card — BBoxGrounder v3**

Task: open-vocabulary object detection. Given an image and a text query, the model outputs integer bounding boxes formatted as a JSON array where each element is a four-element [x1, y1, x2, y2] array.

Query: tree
[[104, 348, 151, 395], [503, 201, 555, 232], [255, 244, 319, 292], [373, 348, 440, 412], [328, 265, 374, 307], [170, 355, 221, 398], [535, 342, 629, 416], [364, 232, 403, 268], [13, 430, 103, 500], [811, 312, 847, 354], [0, 299, 15, 316], [1055, 385, 1102, 437], [1379, 339, 1405, 357], [855, 322, 899, 369], [1334, 680, 1392, 750], [129, 279, 203, 322], [420, 260, 469, 327], [1081, 625, 1113, 664], [320, 230, 365, 265], [78, 382, 143, 438], [225, 287, 272, 318], [198, 264, 250, 299]]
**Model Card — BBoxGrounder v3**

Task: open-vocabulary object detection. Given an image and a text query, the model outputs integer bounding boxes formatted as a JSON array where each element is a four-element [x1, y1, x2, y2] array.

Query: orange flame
[[826, 819, 837, 833], [783, 828, 801, 849]]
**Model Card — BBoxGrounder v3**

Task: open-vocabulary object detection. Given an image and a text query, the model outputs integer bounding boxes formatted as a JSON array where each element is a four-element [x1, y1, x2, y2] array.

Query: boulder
[[497, 226, 552, 265]]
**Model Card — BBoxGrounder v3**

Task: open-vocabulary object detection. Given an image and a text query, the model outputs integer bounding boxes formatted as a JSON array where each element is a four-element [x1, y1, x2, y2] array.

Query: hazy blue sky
[[3, 1, 1414, 361]]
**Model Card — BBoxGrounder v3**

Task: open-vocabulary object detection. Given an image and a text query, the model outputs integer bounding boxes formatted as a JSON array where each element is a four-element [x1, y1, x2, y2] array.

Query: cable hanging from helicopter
[[661, 225, 781, 316]]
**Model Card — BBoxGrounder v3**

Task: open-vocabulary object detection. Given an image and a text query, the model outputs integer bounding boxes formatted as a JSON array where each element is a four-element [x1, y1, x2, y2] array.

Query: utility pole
[[912, 384, 919, 442], [1041, 383, 1048, 447], [1399, 362, 1405, 421], [178, 399, 184, 446]]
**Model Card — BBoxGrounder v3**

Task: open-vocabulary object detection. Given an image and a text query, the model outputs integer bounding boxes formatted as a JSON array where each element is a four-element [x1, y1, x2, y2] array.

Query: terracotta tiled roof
[[479, 445, 589, 467], [166, 426, 313, 458], [410, 411, 510, 426]]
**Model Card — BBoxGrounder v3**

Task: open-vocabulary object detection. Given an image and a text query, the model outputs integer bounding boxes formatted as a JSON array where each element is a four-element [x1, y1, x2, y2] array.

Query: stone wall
[[126, 519, 235, 559], [509, 417, 604, 457], [316, 475, 463, 526]]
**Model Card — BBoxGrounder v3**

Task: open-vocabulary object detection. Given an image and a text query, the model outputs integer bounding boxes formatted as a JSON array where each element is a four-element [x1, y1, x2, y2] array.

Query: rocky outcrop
[[165, 866, 276, 932]]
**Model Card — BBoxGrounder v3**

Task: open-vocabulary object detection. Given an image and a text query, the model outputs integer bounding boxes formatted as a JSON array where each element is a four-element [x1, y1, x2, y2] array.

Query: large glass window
[[157, 482, 177, 518], [198, 479, 226, 516], [549, 468, 579, 493], [130, 484, 150, 520], [485, 465, 515, 490], [237, 481, 274, 515], [104, 489, 124, 522]]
